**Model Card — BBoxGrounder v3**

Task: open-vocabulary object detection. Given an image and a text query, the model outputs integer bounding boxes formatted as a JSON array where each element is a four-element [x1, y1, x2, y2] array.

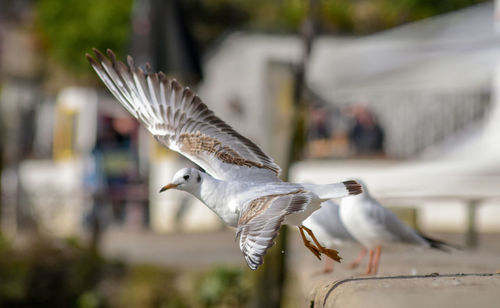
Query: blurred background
[[1, 0, 500, 307]]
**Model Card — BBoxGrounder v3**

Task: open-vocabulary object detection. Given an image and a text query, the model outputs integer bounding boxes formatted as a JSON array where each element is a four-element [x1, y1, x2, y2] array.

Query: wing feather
[[236, 191, 311, 270], [87, 49, 281, 181]]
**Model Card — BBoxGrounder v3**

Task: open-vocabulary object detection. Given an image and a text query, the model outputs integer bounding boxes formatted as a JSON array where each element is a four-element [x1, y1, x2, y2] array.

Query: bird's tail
[[301, 180, 362, 201], [418, 233, 461, 252]]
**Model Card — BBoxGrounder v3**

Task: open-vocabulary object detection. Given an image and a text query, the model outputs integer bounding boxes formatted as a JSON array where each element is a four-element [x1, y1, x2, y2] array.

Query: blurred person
[[93, 115, 140, 226], [83, 147, 109, 251], [348, 104, 385, 155], [309, 106, 331, 140], [308, 105, 333, 157]]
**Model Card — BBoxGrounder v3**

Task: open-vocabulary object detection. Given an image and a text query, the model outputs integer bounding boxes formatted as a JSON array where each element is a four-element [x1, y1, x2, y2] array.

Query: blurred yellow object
[[149, 135, 175, 162], [53, 99, 78, 161]]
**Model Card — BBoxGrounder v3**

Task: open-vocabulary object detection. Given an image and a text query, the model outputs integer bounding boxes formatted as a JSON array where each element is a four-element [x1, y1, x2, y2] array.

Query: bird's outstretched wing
[[236, 190, 311, 270], [86, 49, 281, 181]]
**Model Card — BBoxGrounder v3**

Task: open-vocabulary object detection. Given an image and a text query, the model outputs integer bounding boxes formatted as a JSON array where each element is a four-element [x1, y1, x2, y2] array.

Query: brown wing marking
[[179, 132, 280, 173], [239, 189, 306, 226]]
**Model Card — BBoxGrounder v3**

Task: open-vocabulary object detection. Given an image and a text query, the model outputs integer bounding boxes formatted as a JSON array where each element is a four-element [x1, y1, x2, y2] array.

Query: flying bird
[[302, 200, 366, 273], [339, 180, 455, 275], [86, 49, 362, 270]]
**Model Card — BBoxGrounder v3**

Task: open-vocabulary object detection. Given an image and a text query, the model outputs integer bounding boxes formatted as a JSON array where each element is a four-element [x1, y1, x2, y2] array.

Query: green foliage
[[78, 291, 101, 308], [105, 264, 187, 308], [183, 0, 307, 49], [319, 0, 488, 34], [0, 233, 9, 252], [104, 264, 252, 308], [0, 237, 103, 307], [0, 235, 253, 308], [196, 266, 251, 308], [33, 0, 487, 74], [184, 0, 488, 46], [36, 0, 133, 75]]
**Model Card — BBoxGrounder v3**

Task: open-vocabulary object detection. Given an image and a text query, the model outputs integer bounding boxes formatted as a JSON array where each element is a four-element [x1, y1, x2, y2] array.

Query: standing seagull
[[303, 200, 365, 273], [339, 180, 453, 275], [86, 49, 362, 270]]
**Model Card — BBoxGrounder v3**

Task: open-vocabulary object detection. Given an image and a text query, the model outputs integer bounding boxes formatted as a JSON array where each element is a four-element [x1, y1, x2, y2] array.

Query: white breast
[[340, 197, 392, 249]]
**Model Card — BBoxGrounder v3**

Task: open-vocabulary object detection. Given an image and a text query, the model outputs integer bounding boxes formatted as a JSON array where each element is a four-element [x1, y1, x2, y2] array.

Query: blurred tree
[[249, 1, 318, 306], [36, 0, 133, 75], [181, 0, 307, 49], [320, 0, 488, 33], [34, 0, 487, 75], [0, 237, 103, 307], [181, 0, 488, 44], [0, 99, 3, 229], [144, 0, 203, 82]]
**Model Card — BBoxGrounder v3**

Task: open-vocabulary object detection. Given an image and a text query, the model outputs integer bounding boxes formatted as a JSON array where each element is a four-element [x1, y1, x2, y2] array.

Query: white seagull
[[302, 200, 366, 273], [339, 180, 454, 275], [86, 49, 362, 270]]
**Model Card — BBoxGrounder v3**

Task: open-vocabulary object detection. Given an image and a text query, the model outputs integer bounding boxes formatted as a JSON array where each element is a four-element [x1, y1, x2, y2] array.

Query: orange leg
[[348, 247, 367, 269], [371, 246, 382, 275], [324, 256, 334, 273], [298, 226, 322, 260], [365, 249, 375, 275], [302, 225, 342, 263]]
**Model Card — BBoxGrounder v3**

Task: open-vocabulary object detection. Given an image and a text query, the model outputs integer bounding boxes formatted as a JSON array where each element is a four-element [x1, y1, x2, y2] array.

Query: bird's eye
[[183, 175, 190, 181]]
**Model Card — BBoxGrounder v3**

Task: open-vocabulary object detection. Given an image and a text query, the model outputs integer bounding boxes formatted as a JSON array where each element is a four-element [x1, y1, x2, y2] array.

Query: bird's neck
[[342, 193, 367, 206], [191, 175, 229, 217]]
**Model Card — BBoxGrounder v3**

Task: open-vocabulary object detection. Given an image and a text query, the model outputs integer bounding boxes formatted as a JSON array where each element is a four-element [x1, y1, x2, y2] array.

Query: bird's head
[[160, 168, 203, 194]]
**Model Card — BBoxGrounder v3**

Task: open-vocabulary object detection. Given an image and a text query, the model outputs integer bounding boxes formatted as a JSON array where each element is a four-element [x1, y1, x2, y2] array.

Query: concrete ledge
[[309, 273, 500, 308]]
